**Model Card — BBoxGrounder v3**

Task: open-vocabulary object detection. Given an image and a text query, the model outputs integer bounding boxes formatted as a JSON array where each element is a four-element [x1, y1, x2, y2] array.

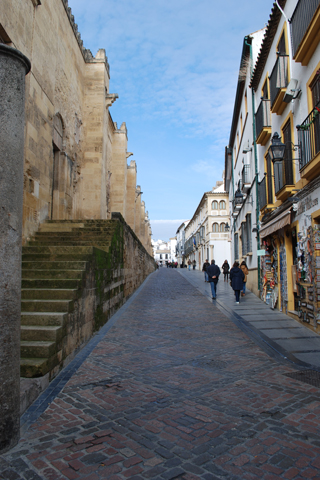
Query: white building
[[152, 239, 176, 265], [184, 176, 231, 270]]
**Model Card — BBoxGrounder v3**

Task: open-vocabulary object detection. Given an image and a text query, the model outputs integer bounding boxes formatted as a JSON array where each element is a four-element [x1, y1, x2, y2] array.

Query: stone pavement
[[1, 268, 320, 480], [178, 268, 320, 370]]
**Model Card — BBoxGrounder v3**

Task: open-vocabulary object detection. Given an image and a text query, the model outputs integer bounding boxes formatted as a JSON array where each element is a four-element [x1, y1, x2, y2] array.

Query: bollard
[[0, 44, 31, 453]]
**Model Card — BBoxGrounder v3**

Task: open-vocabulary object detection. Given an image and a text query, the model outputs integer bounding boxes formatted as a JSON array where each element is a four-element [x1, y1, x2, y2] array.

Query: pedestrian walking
[[202, 259, 210, 282], [188, 259, 191, 271], [240, 260, 249, 296], [193, 259, 196, 270], [221, 260, 230, 282], [230, 261, 245, 304], [206, 259, 220, 300]]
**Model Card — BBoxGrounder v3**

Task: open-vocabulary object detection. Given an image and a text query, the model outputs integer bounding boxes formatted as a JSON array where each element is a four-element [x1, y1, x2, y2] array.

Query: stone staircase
[[21, 219, 121, 378]]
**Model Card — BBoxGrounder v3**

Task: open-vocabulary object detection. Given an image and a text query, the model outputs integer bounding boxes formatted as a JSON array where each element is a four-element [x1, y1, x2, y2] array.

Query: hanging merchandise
[[295, 225, 320, 327], [260, 237, 278, 308]]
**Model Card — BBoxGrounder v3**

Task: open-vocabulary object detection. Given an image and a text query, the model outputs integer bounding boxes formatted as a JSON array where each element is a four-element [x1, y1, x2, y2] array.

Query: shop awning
[[259, 208, 292, 239]]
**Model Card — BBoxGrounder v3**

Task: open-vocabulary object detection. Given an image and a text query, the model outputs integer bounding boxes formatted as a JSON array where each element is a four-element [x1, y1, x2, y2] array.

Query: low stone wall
[[93, 213, 156, 330], [20, 214, 156, 413]]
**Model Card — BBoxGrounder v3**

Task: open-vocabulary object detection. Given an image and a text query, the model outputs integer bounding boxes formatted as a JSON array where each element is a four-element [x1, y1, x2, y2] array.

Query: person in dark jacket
[[221, 260, 230, 281], [230, 261, 245, 304], [202, 259, 210, 282], [206, 260, 220, 300]]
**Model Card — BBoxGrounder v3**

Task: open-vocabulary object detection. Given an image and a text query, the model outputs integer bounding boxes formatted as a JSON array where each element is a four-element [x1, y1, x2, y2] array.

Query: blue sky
[[68, 0, 274, 240]]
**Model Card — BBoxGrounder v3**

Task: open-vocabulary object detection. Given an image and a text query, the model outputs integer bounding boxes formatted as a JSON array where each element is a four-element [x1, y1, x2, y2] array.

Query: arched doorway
[[51, 114, 63, 219]]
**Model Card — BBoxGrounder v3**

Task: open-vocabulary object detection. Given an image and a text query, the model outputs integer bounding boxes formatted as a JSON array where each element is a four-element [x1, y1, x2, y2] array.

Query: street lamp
[[269, 132, 286, 163], [225, 222, 230, 232], [234, 188, 244, 207]]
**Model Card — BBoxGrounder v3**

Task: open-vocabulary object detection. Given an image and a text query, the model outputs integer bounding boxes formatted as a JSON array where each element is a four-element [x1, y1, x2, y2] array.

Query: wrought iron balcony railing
[[273, 145, 294, 195], [255, 99, 271, 140], [269, 55, 288, 108], [242, 164, 251, 188], [258, 176, 267, 210], [291, 0, 319, 58], [297, 101, 320, 170]]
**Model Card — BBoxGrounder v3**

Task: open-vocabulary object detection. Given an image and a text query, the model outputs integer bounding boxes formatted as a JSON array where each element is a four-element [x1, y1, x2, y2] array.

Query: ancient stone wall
[[0, 0, 152, 253]]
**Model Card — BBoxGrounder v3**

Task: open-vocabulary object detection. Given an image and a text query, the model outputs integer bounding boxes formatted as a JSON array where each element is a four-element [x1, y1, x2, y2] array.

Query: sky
[[68, 0, 275, 241]]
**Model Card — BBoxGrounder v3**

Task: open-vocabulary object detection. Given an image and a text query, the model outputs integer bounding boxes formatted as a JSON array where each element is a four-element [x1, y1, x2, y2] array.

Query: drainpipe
[[228, 147, 236, 261], [244, 36, 261, 291]]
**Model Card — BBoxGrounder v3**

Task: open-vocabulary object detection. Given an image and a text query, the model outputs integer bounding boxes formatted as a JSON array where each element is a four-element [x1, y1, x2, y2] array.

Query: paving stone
[[2, 270, 320, 479]]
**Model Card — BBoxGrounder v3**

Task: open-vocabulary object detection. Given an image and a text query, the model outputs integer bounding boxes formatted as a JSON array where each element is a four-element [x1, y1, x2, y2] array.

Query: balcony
[[298, 102, 320, 181], [241, 164, 251, 192], [291, 0, 320, 66], [273, 155, 294, 201], [269, 55, 289, 115], [255, 99, 271, 145]]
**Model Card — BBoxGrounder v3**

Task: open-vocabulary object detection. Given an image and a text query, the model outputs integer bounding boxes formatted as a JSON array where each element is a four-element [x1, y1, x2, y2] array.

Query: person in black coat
[[206, 260, 220, 300], [230, 261, 245, 304], [202, 259, 210, 282]]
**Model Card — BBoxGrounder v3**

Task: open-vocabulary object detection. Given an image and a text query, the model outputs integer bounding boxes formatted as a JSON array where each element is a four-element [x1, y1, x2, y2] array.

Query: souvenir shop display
[[260, 238, 278, 309], [295, 225, 320, 326]]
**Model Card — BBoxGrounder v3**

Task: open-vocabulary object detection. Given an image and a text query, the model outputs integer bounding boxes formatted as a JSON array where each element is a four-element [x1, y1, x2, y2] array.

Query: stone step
[[22, 269, 84, 279], [21, 289, 78, 300], [28, 241, 111, 247], [20, 356, 56, 378], [21, 325, 64, 342], [22, 253, 93, 262], [21, 299, 73, 312], [22, 246, 95, 255], [22, 278, 81, 289], [21, 340, 57, 358], [21, 312, 67, 326], [35, 230, 115, 237], [38, 223, 85, 232], [22, 260, 87, 269], [44, 219, 118, 224]]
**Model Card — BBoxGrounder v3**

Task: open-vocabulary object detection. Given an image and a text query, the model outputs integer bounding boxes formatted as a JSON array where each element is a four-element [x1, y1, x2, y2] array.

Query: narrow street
[[2, 269, 320, 480]]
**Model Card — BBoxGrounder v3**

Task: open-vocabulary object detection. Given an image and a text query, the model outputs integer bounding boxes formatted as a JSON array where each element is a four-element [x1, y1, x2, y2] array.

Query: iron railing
[[269, 55, 288, 108], [255, 99, 271, 140], [258, 176, 267, 210], [242, 164, 251, 186], [291, 0, 319, 57], [297, 101, 320, 170], [273, 142, 294, 194]]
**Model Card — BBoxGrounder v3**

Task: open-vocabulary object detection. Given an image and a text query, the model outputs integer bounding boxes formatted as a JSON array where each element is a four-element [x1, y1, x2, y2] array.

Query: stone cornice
[[60, 0, 110, 74]]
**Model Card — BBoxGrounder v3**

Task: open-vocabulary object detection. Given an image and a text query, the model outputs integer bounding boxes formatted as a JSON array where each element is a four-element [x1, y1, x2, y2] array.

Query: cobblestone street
[[2, 268, 320, 480]]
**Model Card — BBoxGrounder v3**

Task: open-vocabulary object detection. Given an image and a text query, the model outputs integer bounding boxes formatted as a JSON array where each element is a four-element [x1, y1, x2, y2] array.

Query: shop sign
[[257, 249, 266, 256], [297, 196, 318, 215]]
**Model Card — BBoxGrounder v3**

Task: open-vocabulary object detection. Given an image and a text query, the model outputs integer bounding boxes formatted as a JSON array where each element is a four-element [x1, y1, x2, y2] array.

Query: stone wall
[[0, 0, 153, 253]]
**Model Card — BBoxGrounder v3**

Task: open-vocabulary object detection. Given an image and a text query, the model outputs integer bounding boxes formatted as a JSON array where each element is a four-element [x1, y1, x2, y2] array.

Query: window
[[235, 233, 239, 260], [219, 200, 226, 210], [220, 223, 225, 232], [246, 214, 252, 253], [212, 201, 218, 210], [165, 254, 168, 259], [262, 79, 269, 100], [212, 223, 219, 232], [282, 119, 294, 185], [266, 152, 274, 204], [277, 31, 287, 55], [241, 222, 247, 256], [160, 254, 162, 259]]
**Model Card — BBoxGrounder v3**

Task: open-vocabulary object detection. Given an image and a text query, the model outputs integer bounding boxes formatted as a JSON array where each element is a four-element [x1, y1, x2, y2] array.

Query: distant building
[[175, 220, 190, 266], [152, 239, 177, 265], [184, 175, 231, 269]]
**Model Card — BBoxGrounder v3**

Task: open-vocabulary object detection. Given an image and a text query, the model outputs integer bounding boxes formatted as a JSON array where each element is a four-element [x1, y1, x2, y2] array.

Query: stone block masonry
[[20, 215, 156, 383]]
